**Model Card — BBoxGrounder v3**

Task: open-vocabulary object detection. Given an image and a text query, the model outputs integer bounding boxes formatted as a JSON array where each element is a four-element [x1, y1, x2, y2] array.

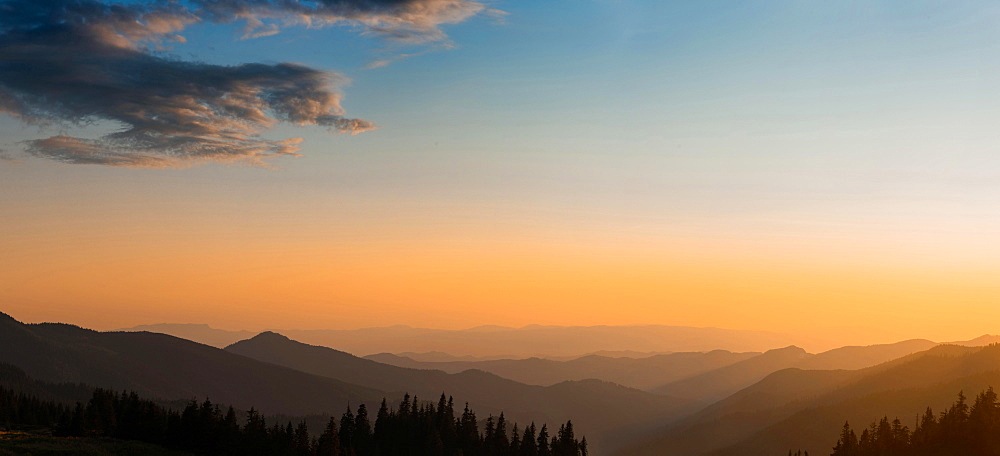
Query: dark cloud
[[0, 0, 487, 167]]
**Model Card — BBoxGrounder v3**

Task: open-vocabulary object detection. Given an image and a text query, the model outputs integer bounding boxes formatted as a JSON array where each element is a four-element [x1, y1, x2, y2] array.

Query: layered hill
[[621, 343, 1000, 456], [368, 339, 938, 395], [791, 338, 937, 371], [0, 312, 383, 416], [226, 331, 693, 453], [650, 346, 812, 403], [366, 350, 759, 390], [649, 340, 944, 404]]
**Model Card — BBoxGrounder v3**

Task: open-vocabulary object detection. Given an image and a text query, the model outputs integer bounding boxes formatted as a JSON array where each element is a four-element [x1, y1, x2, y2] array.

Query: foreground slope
[[0, 312, 384, 416], [712, 370, 1000, 456], [226, 331, 693, 453]]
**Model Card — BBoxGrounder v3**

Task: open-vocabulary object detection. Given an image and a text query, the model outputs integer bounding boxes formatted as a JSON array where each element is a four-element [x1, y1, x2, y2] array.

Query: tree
[[317, 416, 341, 456], [521, 423, 538, 456], [339, 406, 356, 456], [831, 421, 858, 456], [1, 382, 590, 456], [537, 424, 550, 456]]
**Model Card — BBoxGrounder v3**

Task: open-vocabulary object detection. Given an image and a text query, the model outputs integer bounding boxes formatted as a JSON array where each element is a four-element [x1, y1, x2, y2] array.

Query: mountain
[[154, 324, 796, 358], [583, 350, 673, 359], [391, 351, 520, 362], [643, 339, 939, 406], [621, 343, 1000, 456], [709, 344, 1000, 456], [117, 323, 256, 348], [622, 368, 861, 456], [791, 338, 937, 371], [651, 346, 812, 404], [948, 334, 1000, 346], [0, 312, 384, 416], [225, 331, 693, 453], [367, 339, 939, 394], [365, 350, 759, 390]]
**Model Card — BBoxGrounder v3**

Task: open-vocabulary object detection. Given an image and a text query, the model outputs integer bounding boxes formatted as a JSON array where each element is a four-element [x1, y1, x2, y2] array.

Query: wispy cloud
[[363, 49, 434, 70], [0, 0, 489, 168], [195, 0, 488, 43]]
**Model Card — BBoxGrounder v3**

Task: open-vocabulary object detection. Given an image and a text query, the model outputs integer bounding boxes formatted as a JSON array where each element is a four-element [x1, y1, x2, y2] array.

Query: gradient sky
[[2, 0, 999, 347]]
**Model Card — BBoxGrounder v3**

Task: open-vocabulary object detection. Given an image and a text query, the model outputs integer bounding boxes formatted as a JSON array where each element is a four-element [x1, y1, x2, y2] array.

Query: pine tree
[[458, 402, 480, 454], [831, 421, 858, 456], [510, 423, 522, 454], [495, 412, 510, 452], [317, 416, 341, 456], [537, 424, 550, 456], [339, 406, 356, 456], [521, 423, 538, 456], [292, 420, 310, 456], [354, 404, 372, 455]]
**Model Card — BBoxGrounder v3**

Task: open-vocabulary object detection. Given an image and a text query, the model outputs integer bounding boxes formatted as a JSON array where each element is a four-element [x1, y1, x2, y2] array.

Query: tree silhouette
[[829, 388, 1000, 456], [2, 383, 587, 456]]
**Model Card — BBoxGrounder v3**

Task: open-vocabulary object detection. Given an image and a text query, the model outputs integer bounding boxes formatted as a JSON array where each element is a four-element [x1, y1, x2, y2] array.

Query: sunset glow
[[2, 0, 999, 349]]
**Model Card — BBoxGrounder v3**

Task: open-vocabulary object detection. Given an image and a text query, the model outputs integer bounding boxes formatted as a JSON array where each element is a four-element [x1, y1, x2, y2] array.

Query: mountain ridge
[[225, 329, 695, 454]]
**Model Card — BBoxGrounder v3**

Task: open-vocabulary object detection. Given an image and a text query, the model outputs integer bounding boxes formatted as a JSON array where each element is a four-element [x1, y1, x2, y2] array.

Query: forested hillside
[[1, 371, 587, 455], [829, 387, 1000, 456]]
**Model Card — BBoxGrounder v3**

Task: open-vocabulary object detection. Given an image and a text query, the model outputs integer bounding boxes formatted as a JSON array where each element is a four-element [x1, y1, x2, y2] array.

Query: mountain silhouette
[[0, 312, 383, 416], [225, 330, 693, 453], [621, 343, 1000, 455]]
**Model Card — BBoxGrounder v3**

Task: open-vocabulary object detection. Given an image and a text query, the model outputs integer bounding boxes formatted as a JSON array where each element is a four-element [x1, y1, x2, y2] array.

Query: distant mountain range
[[118, 322, 800, 357], [3, 313, 688, 454], [365, 350, 761, 391], [13, 311, 1000, 455], [225, 332, 692, 453], [365, 339, 942, 400]]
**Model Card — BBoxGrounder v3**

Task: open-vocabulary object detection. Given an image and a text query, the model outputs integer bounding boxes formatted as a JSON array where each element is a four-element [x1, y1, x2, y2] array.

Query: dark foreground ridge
[[826, 387, 1000, 456], [0, 362, 588, 455]]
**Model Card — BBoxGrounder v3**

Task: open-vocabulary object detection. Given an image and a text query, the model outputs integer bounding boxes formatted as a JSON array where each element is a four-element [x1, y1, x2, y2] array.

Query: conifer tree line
[[1, 385, 587, 456], [829, 387, 1000, 456], [0, 385, 70, 429]]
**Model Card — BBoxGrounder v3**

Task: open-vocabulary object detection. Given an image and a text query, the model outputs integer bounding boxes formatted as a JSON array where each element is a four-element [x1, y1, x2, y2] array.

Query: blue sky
[[1, 1, 999, 341]]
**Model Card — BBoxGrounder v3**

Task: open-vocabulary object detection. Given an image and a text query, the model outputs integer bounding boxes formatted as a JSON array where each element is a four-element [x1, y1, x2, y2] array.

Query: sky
[[1, 0, 999, 347]]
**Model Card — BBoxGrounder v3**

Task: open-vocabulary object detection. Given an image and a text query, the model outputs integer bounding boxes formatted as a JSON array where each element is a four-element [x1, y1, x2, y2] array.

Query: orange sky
[[3, 172, 998, 352], [2, 1, 1000, 352]]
